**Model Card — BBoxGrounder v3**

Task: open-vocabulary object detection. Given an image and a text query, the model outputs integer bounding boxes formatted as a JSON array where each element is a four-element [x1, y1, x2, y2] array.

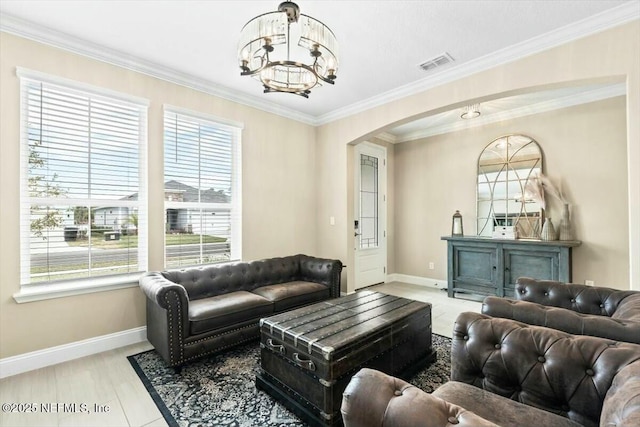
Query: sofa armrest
[[139, 271, 190, 367], [482, 296, 640, 344], [298, 255, 343, 298], [341, 368, 499, 427], [139, 271, 189, 309], [452, 312, 640, 427], [515, 277, 636, 316], [601, 360, 640, 427]]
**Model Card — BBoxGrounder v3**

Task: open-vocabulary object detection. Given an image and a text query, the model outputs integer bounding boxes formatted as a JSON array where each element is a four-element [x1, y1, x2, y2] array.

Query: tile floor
[[0, 283, 482, 427]]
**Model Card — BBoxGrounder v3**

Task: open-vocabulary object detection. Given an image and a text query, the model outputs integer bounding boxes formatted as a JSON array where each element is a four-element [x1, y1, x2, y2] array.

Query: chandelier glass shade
[[237, 2, 338, 98]]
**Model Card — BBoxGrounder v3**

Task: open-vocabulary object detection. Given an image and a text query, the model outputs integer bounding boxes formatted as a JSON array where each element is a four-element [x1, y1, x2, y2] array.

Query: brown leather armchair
[[341, 312, 640, 427], [482, 277, 640, 343]]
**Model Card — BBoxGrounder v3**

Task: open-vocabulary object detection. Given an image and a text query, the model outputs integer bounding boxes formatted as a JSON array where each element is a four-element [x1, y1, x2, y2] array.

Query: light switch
[[330, 216, 335, 226]]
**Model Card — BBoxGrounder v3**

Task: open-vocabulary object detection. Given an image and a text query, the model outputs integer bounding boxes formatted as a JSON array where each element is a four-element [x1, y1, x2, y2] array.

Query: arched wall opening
[[315, 21, 639, 294]]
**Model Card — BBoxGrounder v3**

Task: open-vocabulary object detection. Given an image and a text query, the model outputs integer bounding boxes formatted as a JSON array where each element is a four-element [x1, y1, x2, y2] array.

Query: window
[[163, 108, 242, 268], [19, 70, 148, 286]]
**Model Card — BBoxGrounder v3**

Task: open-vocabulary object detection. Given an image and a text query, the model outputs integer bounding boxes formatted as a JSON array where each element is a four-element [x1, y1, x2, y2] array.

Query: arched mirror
[[477, 134, 543, 239]]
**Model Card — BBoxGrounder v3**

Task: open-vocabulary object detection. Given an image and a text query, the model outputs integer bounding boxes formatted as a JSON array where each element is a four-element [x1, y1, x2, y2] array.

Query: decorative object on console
[[526, 171, 574, 241], [492, 225, 517, 239], [540, 217, 556, 241], [558, 203, 574, 241], [237, 1, 338, 98], [451, 210, 464, 236]]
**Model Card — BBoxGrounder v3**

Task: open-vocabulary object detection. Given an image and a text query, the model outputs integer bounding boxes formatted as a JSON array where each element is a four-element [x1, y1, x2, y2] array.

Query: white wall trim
[[2, 3, 638, 127], [0, 14, 316, 126], [13, 276, 140, 304], [0, 326, 147, 379], [387, 273, 447, 290], [315, 3, 640, 125], [395, 83, 627, 142]]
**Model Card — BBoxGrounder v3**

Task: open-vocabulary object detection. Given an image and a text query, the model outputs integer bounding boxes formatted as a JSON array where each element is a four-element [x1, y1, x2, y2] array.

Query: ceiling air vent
[[418, 52, 454, 72]]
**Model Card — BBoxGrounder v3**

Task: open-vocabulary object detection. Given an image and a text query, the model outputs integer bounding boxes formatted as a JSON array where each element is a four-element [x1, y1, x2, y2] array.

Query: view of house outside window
[[19, 73, 148, 285], [163, 109, 242, 268]]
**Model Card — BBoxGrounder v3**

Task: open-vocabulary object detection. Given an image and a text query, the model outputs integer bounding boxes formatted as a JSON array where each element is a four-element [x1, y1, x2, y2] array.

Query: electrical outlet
[[428, 262, 435, 270], [585, 280, 595, 286]]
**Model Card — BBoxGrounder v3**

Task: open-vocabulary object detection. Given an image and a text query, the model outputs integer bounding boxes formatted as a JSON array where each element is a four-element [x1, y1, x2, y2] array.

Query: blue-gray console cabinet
[[441, 236, 581, 298]]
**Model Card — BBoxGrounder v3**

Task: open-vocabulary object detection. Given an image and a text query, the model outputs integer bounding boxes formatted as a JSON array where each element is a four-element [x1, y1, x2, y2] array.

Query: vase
[[541, 218, 556, 241], [558, 204, 574, 241]]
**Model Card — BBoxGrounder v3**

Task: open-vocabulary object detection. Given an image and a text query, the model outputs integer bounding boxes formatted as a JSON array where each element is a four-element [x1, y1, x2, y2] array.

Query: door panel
[[504, 248, 559, 297], [354, 143, 386, 289]]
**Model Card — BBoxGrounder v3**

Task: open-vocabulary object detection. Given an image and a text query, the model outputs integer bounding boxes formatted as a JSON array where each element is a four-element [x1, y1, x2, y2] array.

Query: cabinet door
[[451, 244, 497, 297], [503, 247, 559, 297]]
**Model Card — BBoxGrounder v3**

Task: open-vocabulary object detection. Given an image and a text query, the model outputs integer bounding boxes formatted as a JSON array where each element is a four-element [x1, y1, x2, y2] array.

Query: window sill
[[13, 273, 142, 303]]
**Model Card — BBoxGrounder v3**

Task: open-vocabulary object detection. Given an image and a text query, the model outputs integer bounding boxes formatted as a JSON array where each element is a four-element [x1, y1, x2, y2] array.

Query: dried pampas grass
[[524, 172, 568, 210]]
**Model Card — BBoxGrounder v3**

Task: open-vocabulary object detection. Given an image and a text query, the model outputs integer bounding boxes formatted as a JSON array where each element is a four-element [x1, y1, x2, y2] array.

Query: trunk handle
[[293, 353, 316, 372], [267, 339, 286, 355]]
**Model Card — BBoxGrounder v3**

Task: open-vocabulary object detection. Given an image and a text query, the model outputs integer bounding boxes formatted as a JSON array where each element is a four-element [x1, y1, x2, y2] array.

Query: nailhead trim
[[165, 290, 184, 366]]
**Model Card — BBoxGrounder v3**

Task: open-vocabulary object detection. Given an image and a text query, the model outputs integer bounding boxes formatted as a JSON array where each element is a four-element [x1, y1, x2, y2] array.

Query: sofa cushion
[[433, 381, 582, 427], [188, 291, 273, 335], [251, 281, 330, 312]]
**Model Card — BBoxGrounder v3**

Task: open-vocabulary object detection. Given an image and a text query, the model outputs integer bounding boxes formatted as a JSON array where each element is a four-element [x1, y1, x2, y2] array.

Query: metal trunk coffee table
[[256, 290, 435, 427]]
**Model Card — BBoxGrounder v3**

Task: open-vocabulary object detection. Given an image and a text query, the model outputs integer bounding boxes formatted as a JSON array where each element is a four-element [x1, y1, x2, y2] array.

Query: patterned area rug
[[128, 334, 451, 427]]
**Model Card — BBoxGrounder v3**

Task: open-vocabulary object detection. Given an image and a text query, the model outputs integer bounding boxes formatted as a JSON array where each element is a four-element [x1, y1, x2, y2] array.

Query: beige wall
[[0, 33, 318, 358], [1, 21, 638, 360], [316, 21, 640, 294], [394, 97, 629, 287]]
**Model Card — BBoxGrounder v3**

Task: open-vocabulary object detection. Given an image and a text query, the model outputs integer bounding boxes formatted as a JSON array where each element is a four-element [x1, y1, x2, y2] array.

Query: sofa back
[[452, 312, 640, 427], [161, 255, 303, 300], [515, 277, 637, 317]]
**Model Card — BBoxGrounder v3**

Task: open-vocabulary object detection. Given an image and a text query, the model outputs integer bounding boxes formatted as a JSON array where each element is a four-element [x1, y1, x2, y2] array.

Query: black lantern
[[452, 210, 464, 236]]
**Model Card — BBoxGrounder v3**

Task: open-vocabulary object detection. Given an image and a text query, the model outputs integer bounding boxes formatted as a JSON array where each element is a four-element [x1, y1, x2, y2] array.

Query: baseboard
[[0, 326, 147, 379], [386, 273, 447, 290]]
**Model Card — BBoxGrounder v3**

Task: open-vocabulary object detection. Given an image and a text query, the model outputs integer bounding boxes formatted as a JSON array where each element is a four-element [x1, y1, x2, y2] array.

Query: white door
[[354, 142, 387, 289]]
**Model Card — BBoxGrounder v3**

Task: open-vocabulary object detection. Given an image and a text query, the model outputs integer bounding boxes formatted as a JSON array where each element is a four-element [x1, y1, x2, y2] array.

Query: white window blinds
[[19, 72, 148, 285], [163, 108, 242, 268]]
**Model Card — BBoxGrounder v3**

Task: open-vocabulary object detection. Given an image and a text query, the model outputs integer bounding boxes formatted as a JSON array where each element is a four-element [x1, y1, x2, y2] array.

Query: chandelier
[[237, 2, 338, 98]]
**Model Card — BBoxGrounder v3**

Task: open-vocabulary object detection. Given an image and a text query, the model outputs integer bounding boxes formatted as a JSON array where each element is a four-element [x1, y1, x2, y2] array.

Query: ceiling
[[0, 1, 637, 134]]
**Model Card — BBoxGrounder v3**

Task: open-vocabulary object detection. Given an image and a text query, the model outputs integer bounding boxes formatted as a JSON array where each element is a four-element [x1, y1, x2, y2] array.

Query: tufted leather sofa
[[482, 277, 640, 344], [341, 312, 640, 427], [139, 254, 343, 367]]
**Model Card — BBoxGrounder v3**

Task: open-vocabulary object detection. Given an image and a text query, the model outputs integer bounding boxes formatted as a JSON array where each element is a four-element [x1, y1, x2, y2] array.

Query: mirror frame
[[476, 134, 543, 239]]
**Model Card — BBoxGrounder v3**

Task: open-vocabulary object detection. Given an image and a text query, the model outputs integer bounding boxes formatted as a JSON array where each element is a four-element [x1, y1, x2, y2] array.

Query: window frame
[[14, 68, 149, 303], [162, 105, 243, 268]]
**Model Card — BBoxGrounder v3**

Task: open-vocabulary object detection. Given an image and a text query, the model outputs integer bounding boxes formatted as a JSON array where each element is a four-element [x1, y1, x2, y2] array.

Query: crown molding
[[395, 83, 626, 143], [374, 132, 398, 143], [315, 2, 640, 125], [1, 2, 638, 128], [0, 14, 317, 126]]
